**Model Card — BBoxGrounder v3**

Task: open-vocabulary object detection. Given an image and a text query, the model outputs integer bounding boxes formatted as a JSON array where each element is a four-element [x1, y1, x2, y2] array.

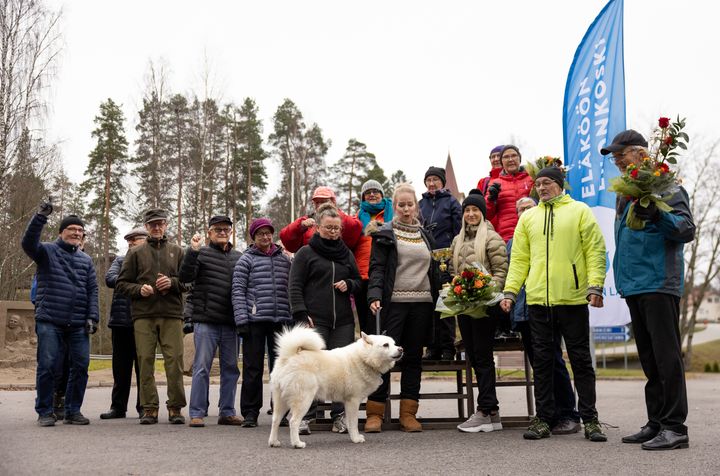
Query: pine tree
[[387, 169, 409, 191], [330, 139, 377, 214], [79, 98, 128, 269], [166, 94, 191, 244]]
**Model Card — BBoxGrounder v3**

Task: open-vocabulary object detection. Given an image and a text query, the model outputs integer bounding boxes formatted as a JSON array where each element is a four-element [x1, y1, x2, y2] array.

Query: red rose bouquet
[[609, 116, 688, 230], [435, 266, 501, 319]]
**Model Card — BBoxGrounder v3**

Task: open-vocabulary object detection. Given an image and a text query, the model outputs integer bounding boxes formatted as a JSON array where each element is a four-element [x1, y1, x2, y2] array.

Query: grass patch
[[88, 359, 166, 373], [687, 339, 720, 373]]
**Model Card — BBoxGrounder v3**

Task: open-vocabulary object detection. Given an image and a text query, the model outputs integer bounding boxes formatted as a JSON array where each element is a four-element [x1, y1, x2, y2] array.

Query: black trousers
[[240, 321, 284, 419], [457, 311, 498, 413], [110, 327, 141, 414], [355, 280, 374, 335], [368, 301, 433, 403], [529, 304, 597, 423], [626, 293, 688, 434]]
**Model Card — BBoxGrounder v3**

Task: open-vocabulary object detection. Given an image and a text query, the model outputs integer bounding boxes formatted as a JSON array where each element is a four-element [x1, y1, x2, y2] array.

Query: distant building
[[688, 289, 720, 323]]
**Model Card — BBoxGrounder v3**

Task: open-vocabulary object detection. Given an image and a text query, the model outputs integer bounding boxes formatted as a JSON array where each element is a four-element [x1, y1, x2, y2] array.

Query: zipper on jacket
[[271, 254, 278, 319], [572, 264, 579, 289], [544, 205, 551, 306], [331, 261, 337, 329]]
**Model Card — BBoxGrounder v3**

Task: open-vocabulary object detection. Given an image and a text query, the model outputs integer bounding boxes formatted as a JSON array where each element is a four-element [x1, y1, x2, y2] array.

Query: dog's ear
[[361, 332, 372, 345]]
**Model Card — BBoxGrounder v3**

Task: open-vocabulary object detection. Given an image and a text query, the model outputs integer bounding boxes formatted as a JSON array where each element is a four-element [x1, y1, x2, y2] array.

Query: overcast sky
[[45, 0, 719, 199]]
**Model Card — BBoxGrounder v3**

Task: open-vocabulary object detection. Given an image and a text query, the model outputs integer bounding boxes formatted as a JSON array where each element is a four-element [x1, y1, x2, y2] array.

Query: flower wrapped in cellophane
[[435, 265, 502, 319]]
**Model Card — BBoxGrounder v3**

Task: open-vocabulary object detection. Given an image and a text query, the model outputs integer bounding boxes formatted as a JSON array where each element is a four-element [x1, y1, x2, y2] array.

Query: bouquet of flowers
[[435, 265, 502, 319], [525, 156, 570, 199], [609, 116, 688, 230]]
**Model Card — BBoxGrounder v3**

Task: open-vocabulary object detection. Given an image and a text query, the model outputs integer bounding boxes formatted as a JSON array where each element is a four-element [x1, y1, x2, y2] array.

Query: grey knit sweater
[[391, 219, 432, 303]]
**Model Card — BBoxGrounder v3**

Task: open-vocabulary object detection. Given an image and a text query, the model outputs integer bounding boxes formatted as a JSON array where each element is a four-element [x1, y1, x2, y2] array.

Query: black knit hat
[[59, 215, 85, 233], [424, 166, 446, 187], [462, 189, 487, 218], [535, 167, 565, 189]]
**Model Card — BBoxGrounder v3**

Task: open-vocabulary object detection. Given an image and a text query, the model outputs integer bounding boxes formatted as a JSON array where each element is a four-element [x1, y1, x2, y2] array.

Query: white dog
[[268, 326, 403, 448]]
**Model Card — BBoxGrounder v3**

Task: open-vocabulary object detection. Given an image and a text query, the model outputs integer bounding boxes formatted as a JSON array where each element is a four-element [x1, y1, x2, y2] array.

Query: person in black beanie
[[289, 202, 362, 435], [419, 166, 462, 361]]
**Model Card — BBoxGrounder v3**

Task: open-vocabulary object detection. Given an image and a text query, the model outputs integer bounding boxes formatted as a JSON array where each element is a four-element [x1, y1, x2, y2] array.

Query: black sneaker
[[523, 417, 551, 440], [584, 419, 607, 442], [100, 409, 126, 419], [242, 416, 258, 428], [37, 414, 56, 427], [63, 413, 90, 425]]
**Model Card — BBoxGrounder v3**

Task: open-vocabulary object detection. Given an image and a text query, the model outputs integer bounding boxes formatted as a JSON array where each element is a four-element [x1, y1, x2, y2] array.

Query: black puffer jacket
[[106, 255, 131, 328], [179, 241, 242, 325], [289, 237, 361, 329]]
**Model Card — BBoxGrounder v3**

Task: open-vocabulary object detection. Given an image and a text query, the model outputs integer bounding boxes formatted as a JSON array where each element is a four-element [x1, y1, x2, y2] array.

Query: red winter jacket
[[279, 210, 363, 253], [476, 167, 502, 195], [485, 170, 534, 242]]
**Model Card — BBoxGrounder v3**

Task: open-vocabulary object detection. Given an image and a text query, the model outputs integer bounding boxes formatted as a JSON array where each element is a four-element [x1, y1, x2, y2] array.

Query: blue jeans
[[189, 323, 240, 418], [35, 321, 90, 417]]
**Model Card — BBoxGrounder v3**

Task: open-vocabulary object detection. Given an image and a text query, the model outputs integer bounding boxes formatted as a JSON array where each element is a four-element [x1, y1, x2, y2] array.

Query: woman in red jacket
[[485, 145, 534, 242]]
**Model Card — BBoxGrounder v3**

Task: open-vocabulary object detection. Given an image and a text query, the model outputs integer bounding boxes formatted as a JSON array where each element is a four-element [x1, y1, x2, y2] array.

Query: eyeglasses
[[254, 231, 273, 237], [364, 189, 382, 196], [321, 225, 342, 232], [502, 153, 520, 160], [210, 227, 231, 234]]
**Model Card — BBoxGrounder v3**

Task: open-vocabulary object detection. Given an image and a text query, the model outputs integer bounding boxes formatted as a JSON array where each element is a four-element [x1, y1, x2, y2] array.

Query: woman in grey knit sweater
[[365, 183, 440, 433]]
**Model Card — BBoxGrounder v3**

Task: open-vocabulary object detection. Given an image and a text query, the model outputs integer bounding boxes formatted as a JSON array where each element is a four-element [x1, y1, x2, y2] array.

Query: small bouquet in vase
[[435, 265, 502, 319], [609, 116, 688, 230]]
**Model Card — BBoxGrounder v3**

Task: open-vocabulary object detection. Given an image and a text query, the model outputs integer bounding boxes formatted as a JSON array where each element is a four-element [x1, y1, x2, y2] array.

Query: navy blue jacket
[[179, 241, 242, 326], [419, 189, 462, 249], [614, 186, 695, 298], [106, 255, 132, 328], [22, 214, 99, 326], [232, 245, 293, 326]]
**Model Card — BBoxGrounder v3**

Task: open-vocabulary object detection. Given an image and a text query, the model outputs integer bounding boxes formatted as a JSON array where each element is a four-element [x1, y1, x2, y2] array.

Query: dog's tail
[[275, 325, 326, 361]]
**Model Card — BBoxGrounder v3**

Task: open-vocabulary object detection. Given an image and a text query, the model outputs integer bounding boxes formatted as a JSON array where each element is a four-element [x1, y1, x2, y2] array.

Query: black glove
[[236, 324, 249, 337], [293, 311, 310, 325], [182, 320, 194, 334], [38, 201, 53, 217], [488, 183, 501, 202], [633, 201, 661, 222], [85, 319, 97, 335]]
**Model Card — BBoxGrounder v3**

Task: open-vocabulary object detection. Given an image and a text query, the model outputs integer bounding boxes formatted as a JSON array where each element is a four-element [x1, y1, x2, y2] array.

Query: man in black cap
[[602, 130, 695, 450], [100, 227, 148, 420], [116, 209, 187, 425], [180, 215, 243, 427], [22, 203, 99, 426]]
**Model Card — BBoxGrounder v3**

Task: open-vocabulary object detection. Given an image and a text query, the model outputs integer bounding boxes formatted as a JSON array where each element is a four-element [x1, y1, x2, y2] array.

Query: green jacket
[[116, 236, 186, 319], [503, 194, 606, 306]]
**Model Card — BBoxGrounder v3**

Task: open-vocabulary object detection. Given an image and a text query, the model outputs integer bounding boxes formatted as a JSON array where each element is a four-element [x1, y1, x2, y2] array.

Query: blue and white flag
[[563, 0, 629, 326]]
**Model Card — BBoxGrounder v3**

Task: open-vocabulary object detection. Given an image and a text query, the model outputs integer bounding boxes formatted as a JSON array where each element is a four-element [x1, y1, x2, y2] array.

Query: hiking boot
[[584, 419, 607, 442], [552, 419, 581, 435], [100, 409, 126, 419], [457, 411, 494, 433], [218, 415, 244, 426], [38, 414, 56, 427], [63, 413, 90, 425], [139, 409, 158, 425], [189, 417, 205, 427], [332, 413, 348, 434], [299, 419, 312, 435], [523, 417, 551, 440], [168, 408, 185, 425]]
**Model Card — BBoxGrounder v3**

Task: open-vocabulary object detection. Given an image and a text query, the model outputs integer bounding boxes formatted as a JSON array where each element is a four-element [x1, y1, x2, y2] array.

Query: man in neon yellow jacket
[[500, 167, 607, 442]]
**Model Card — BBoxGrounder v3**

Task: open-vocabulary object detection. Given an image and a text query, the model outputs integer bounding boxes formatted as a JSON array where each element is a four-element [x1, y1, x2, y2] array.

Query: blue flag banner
[[563, 0, 629, 326]]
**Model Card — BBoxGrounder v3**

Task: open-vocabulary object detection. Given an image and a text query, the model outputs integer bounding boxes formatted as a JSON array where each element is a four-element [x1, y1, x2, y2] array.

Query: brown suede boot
[[399, 399, 422, 432], [364, 400, 385, 433]]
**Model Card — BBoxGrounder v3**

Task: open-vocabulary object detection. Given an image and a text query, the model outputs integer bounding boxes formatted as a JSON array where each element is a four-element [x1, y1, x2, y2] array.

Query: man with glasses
[[180, 216, 243, 428], [602, 130, 695, 450], [116, 208, 187, 425], [500, 167, 608, 442], [22, 204, 98, 426]]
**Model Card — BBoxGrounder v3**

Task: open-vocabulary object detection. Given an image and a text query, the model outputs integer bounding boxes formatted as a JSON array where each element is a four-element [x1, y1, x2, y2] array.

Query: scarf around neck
[[309, 233, 350, 261], [358, 198, 393, 229], [452, 218, 488, 274]]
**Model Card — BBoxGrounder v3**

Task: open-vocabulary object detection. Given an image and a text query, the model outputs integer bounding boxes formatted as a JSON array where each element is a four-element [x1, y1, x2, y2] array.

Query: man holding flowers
[[500, 166, 607, 442], [602, 125, 695, 451]]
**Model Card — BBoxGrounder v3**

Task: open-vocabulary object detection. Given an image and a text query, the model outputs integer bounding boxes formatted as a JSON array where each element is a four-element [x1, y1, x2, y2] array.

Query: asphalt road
[[1, 376, 718, 475]]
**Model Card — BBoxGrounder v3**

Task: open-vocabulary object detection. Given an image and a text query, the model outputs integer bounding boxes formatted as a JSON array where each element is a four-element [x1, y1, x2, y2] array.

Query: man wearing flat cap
[[116, 208, 187, 425], [180, 215, 243, 427], [100, 227, 148, 420], [22, 203, 98, 427], [602, 129, 695, 450]]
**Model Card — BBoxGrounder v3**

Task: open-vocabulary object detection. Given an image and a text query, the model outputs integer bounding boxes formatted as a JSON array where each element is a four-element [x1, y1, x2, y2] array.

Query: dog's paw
[[293, 441, 306, 449], [351, 435, 366, 444], [268, 439, 281, 448]]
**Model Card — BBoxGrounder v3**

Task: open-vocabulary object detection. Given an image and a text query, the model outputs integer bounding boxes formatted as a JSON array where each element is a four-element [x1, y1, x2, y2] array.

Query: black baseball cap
[[208, 215, 233, 227], [600, 129, 648, 155]]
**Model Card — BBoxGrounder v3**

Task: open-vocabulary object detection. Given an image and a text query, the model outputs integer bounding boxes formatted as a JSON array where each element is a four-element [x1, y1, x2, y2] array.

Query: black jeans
[[304, 323, 355, 420], [368, 301, 433, 403], [529, 305, 597, 423], [457, 311, 499, 413], [626, 293, 688, 434], [110, 327, 141, 414], [241, 321, 284, 419], [516, 321, 580, 424], [355, 280, 374, 335]]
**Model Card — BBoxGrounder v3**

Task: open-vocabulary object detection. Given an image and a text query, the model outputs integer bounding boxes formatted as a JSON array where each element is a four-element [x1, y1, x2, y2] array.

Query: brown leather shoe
[[189, 417, 205, 427], [218, 415, 244, 426], [364, 400, 385, 433], [168, 408, 185, 425], [399, 399, 422, 432]]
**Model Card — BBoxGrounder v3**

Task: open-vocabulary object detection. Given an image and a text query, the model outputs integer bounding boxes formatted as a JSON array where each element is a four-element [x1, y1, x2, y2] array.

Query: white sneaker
[[457, 411, 494, 433], [491, 411, 503, 430]]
